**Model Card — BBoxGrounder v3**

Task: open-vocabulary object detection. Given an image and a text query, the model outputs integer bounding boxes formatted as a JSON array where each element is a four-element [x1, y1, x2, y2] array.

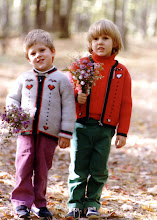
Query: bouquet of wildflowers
[[0, 104, 30, 146], [64, 57, 104, 93]]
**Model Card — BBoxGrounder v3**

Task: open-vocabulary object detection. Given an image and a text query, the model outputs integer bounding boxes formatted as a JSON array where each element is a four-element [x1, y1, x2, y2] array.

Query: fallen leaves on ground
[[0, 37, 157, 219]]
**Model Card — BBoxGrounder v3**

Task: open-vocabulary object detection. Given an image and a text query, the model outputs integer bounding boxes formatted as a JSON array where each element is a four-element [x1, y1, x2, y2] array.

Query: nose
[[98, 38, 103, 44], [36, 51, 42, 58]]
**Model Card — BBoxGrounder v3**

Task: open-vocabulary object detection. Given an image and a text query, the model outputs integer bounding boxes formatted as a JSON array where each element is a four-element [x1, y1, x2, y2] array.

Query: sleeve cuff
[[117, 132, 127, 137], [59, 130, 73, 139]]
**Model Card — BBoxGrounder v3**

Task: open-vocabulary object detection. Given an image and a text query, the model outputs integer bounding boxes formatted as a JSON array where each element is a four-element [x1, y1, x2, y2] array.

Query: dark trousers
[[11, 134, 57, 209], [67, 118, 115, 210]]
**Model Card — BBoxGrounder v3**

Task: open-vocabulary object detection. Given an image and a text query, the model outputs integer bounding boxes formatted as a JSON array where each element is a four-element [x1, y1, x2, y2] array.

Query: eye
[[30, 52, 36, 56], [103, 36, 109, 39], [40, 48, 45, 52], [93, 37, 98, 40]]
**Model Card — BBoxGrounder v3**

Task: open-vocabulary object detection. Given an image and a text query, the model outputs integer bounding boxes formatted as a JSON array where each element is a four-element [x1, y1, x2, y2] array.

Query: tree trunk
[[141, 0, 148, 38], [52, 0, 61, 32], [59, 0, 74, 38], [52, 0, 74, 38], [1, 0, 9, 54], [113, 0, 118, 24], [36, 0, 47, 29], [21, 0, 29, 35], [121, 0, 127, 49]]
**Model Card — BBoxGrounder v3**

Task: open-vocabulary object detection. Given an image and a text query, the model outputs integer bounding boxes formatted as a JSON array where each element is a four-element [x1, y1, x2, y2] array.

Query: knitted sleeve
[[6, 75, 22, 109], [117, 69, 132, 136], [58, 73, 76, 139]]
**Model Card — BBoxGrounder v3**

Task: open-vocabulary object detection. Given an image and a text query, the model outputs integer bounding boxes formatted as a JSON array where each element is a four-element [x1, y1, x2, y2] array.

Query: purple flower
[[63, 56, 104, 94], [0, 105, 31, 140], [82, 59, 88, 64], [80, 65, 86, 70], [81, 70, 86, 75], [79, 75, 83, 80], [87, 62, 93, 67]]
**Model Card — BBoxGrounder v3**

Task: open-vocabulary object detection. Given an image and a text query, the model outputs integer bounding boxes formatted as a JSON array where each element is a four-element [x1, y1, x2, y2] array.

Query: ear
[[51, 48, 55, 56], [28, 58, 32, 65], [51, 48, 55, 62]]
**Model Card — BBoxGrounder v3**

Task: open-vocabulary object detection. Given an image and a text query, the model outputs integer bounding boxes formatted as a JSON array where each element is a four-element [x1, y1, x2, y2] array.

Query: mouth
[[98, 47, 104, 51], [37, 59, 44, 63]]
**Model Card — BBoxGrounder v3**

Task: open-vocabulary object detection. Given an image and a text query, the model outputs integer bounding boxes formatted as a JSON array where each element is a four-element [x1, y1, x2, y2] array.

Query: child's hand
[[115, 135, 126, 148], [58, 137, 70, 148], [77, 93, 87, 104]]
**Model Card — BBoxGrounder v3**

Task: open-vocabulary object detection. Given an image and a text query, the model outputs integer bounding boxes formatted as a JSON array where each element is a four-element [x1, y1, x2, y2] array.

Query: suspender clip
[[98, 121, 103, 126]]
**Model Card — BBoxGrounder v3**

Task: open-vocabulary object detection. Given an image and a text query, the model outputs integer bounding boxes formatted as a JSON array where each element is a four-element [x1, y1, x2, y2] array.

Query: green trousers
[[67, 118, 115, 210]]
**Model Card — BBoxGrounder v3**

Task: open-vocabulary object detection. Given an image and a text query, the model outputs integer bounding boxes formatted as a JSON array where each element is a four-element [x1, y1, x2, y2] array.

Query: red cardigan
[[70, 52, 132, 136]]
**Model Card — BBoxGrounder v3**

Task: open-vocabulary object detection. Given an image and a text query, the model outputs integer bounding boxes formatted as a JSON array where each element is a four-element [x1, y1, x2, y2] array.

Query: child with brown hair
[[6, 29, 76, 219], [66, 19, 132, 219]]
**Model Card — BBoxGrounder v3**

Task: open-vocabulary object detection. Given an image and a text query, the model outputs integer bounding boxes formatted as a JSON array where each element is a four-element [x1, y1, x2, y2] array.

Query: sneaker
[[31, 206, 52, 219], [86, 207, 100, 219], [15, 205, 30, 219], [65, 208, 82, 219]]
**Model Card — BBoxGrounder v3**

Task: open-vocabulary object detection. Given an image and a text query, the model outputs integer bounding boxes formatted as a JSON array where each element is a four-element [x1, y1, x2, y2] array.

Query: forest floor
[[0, 34, 157, 219]]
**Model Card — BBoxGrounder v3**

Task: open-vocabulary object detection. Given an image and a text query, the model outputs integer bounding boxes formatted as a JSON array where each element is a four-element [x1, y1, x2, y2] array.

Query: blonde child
[[6, 29, 75, 219], [66, 19, 132, 219]]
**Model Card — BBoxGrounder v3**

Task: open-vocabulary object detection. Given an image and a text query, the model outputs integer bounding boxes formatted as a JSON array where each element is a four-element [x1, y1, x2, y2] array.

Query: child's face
[[91, 35, 113, 57], [27, 43, 55, 72]]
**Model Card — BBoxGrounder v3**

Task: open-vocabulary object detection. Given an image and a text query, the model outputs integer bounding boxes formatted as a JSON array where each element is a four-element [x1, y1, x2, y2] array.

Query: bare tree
[[36, 0, 47, 29], [1, 0, 9, 54], [113, 0, 118, 24], [21, 1, 30, 34], [52, 0, 74, 38], [113, 0, 127, 49], [121, 0, 127, 49], [52, 0, 61, 32]]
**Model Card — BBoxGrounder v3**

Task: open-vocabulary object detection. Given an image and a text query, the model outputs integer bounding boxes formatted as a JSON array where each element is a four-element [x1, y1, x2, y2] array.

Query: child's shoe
[[31, 206, 52, 219], [86, 207, 100, 219], [15, 205, 30, 219], [65, 208, 82, 219]]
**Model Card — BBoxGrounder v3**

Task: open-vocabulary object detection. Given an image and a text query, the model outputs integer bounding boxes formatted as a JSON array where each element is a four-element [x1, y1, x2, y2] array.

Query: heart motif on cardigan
[[116, 74, 122, 79], [26, 84, 33, 90], [43, 126, 48, 130], [48, 85, 55, 90]]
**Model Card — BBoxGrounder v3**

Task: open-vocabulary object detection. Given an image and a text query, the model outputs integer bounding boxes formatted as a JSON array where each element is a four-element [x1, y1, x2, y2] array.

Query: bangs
[[88, 21, 115, 42], [23, 29, 55, 58], [87, 19, 123, 55]]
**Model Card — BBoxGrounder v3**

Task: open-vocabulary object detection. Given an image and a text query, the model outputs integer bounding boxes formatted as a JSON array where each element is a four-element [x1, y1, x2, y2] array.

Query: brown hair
[[87, 19, 123, 55], [23, 29, 55, 59]]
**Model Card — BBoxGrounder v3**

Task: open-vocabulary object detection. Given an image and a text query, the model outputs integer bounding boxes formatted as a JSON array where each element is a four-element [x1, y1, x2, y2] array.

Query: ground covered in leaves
[[0, 34, 157, 219]]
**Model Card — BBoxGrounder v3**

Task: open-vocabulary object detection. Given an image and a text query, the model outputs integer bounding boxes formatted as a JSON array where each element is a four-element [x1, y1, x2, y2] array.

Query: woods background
[[0, 0, 157, 52], [0, 0, 157, 219]]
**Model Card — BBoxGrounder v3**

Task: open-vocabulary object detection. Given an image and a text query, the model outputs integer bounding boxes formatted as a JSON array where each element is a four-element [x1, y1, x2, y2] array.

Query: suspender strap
[[84, 55, 94, 120], [99, 60, 118, 125]]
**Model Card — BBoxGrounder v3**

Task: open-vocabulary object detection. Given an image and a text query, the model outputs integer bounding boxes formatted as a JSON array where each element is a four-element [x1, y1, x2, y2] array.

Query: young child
[[6, 29, 76, 219], [66, 19, 132, 219]]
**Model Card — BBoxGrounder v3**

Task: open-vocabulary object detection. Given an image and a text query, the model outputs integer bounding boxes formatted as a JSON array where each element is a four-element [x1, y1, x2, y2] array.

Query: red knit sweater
[[70, 52, 132, 136]]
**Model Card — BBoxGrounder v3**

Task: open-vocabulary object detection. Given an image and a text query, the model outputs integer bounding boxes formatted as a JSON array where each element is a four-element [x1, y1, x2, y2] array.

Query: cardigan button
[[107, 119, 111, 122], [79, 113, 82, 116]]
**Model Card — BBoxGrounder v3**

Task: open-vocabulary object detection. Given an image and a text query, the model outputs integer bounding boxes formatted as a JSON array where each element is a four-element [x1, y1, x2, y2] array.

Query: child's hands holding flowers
[[77, 92, 87, 104], [64, 56, 104, 94], [0, 104, 30, 146]]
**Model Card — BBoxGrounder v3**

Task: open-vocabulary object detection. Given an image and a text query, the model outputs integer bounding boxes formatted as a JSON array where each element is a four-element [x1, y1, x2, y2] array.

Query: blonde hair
[[23, 29, 55, 59], [87, 19, 123, 55]]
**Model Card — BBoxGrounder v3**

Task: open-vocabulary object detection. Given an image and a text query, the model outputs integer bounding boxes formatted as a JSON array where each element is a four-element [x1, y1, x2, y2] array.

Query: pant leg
[[11, 135, 35, 209], [67, 122, 93, 210], [33, 135, 57, 208], [84, 125, 115, 209]]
